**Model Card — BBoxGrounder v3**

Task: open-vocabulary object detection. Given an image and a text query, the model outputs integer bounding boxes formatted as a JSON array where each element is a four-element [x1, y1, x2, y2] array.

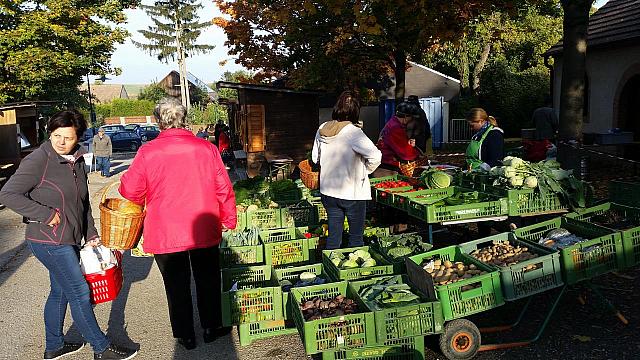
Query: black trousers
[[154, 246, 221, 339]]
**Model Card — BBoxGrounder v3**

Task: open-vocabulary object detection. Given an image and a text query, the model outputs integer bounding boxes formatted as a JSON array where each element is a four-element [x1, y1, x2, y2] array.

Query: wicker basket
[[99, 182, 145, 250], [298, 160, 319, 190]]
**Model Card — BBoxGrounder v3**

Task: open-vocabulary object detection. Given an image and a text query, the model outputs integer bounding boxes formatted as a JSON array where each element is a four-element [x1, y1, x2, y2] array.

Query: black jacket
[[0, 141, 99, 245]]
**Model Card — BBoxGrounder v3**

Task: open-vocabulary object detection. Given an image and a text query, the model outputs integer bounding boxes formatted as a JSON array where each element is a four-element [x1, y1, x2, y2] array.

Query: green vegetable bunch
[[358, 276, 420, 311], [378, 233, 432, 260], [223, 227, 260, 247]]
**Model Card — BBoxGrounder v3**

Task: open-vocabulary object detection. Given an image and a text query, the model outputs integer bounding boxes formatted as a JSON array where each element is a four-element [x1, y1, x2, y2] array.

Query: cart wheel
[[439, 319, 481, 360]]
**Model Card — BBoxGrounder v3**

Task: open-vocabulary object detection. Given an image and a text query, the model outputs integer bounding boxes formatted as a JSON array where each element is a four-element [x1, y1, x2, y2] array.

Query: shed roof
[[546, 0, 640, 56], [216, 81, 323, 95], [378, 61, 461, 101], [78, 84, 128, 103]]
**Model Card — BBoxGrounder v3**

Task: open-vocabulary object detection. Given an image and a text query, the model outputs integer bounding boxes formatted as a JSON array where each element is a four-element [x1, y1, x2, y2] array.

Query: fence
[[449, 118, 473, 143]]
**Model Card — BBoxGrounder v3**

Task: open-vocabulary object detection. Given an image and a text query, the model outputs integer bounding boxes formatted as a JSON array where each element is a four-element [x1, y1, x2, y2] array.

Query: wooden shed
[[0, 102, 55, 164], [216, 81, 322, 177]]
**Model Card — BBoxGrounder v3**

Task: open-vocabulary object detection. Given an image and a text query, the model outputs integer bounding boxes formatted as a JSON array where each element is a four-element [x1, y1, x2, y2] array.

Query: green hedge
[[95, 99, 155, 118]]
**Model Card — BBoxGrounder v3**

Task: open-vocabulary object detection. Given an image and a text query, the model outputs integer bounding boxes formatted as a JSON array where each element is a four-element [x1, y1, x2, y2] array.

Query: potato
[[469, 264, 477, 270], [433, 259, 442, 267], [444, 260, 453, 269]]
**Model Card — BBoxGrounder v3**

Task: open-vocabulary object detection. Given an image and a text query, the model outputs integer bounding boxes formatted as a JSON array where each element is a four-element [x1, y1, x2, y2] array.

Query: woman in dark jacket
[[0, 110, 137, 360]]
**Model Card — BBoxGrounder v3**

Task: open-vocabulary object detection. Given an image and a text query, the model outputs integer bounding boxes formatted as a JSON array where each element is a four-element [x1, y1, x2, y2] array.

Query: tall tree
[[214, 0, 537, 103], [558, 0, 592, 141], [134, 0, 214, 107], [0, 0, 134, 104]]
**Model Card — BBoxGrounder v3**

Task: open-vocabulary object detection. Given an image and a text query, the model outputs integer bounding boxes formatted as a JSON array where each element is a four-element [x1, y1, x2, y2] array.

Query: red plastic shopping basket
[[84, 251, 123, 304]]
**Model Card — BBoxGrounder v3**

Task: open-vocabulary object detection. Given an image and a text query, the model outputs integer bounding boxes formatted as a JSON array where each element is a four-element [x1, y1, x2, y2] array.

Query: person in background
[[0, 110, 137, 360], [526, 95, 559, 161], [465, 108, 504, 171], [374, 102, 421, 177], [92, 128, 112, 177], [196, 128, 208, 139], [119, 98, 236, 351], [406, 95, 432, 155], [311, 91, 382, 249]]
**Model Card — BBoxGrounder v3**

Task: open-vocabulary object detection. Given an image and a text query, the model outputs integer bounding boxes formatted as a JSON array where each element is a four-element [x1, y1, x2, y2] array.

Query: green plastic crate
[[290, 281, 376, 354], [220, 235, 264, 268], [372, 237, 433, 274], [246, 208, 286, 229], [514, 217, 624, 285], [323, 246, 394, 281], [350, 275, 444, 342], [235, 211, 247, 230], [566, 202, 640, 268], [457, 233, 563, 301], [321, 335, 425, 360], [406, 187, 508, 224], [308, 196, 328, 221], [609, 180, 640, 208], [238, 319, 298, 346], [221, 265, 282, 326], [260, 227, 317, 266], [283, 201, 318, 227], [374, 186, 414, 207], [273, 263, 326, 320], [393, 188, 450, 211], [408, 246, 504, 321], [369, 174, 413, 186]]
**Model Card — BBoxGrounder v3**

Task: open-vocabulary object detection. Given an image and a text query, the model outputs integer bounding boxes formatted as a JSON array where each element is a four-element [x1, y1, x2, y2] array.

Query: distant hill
[[123, 84, 148, 99]]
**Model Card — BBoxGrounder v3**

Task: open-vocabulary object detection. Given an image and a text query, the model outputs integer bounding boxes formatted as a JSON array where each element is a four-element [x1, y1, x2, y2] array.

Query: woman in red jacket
[[374, 102, 421, 177], [119, 98, 236, 350]]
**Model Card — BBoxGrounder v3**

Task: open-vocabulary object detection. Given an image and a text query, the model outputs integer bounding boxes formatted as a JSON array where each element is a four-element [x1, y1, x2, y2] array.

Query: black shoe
[[203, 327, 232, 343], [94, 344, 138, 360], [177, 337, 196, 350], [44, 342, 85, 359]]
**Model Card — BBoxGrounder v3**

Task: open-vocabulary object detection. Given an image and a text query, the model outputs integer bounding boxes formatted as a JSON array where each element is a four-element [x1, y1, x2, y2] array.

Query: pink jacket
[[119, 128, 236, 254]]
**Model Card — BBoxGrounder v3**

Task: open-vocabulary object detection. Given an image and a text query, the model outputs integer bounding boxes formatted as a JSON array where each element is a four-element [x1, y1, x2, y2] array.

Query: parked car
[[140, 125, 160, 141], [110, 130, 142, 152], [100, 125, 125, 135]]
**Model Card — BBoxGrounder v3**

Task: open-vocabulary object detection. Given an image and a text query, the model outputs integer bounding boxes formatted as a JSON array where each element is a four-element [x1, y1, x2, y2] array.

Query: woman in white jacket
[[311, 91, 382, 249]]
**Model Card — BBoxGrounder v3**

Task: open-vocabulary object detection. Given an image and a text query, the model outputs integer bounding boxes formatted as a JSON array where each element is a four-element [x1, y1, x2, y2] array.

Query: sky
[[106, 1, 244, 85], [107, 0, 611, 85]]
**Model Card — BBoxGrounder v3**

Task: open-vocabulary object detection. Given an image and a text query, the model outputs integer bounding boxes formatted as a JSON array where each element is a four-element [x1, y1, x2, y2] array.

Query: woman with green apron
[[465, 108, 504, 171]]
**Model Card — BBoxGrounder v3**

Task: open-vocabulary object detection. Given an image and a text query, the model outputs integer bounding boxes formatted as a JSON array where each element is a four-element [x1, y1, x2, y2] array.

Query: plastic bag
[[80, 245, 119, 275]]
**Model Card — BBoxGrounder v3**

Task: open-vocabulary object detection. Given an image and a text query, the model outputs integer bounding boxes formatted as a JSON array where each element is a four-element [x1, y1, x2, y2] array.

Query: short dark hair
[[47, 109, 87, 138], [332, 91, 360, 123], [407, 95, 419, 104]]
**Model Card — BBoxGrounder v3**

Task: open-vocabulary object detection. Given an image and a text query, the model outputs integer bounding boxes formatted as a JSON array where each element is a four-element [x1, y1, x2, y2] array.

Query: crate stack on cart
[[220, 165, 640, 360]]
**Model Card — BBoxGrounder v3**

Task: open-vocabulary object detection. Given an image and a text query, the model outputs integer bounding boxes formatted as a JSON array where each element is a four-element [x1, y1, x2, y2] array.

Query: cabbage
[[510, 176, 524, 187], [524, 176, 538, 189], [428, 171, 451, 189], [353, 249, 371, 261], [503, 166, 517, 178], [299, 272, 317, 282], [331, 257, 342, 267], [340, 259, 359, 269], [543, 160, 562, 169], [361, 259, 377, 268]]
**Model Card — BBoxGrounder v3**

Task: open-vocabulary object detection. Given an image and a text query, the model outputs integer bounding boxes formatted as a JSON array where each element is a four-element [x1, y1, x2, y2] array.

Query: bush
[[94, 99, 156, 118], [188, 103, 228, 124], [138, 83, 167, 103], [477, 60, 549, 137]]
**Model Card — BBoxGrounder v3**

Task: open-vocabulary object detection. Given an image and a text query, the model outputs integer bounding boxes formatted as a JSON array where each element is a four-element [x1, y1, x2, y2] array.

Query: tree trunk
[[458, 44, 470, 96], [471, 42, 492, 95], [558, 0, 591, 141], [394, 48, 406, 103]]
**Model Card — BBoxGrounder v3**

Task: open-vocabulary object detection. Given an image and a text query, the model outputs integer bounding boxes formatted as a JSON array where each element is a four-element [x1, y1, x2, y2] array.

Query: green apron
[[466, 124, 494, 170]]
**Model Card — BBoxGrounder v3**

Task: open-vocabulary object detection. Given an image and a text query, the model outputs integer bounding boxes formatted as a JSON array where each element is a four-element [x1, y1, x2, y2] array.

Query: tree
[[214, 0, 538, 103], [134, 0, 214, 107], [138, 82, 168, 103], [0, 0, 134, 104], [558, 0, 592, 141]]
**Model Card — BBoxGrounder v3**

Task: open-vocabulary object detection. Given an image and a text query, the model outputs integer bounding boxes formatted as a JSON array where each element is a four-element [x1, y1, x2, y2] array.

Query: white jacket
[[311, 121, 382, 200]]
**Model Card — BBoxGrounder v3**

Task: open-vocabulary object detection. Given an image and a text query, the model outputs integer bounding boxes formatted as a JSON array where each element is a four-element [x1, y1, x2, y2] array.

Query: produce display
[[329, 249, 377, 269], [269, 179, 298, 194], [484, 157, 589, 208], [538, 228, 589, 250], [357, 276, 420, 311], [468, 242, 539, 270], [442, 190, 491, 206], [279, 272, 326, 292], [373, 179, 413, 189], [420, 258, 486, 290], [223, 227, 260, 247], [299, 294, 358, 320], [234, 176, 271, 206], [377, 233, 432, 260]]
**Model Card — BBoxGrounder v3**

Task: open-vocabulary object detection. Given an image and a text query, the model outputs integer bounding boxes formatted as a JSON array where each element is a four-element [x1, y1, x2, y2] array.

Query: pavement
[[0, 152, 309, 360]]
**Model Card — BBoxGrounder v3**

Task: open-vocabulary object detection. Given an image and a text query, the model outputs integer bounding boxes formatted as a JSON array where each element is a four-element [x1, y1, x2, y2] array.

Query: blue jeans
[[28, 242, 110, 353], [96, 156, 110, 177], [321, 194, 367, 250]]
